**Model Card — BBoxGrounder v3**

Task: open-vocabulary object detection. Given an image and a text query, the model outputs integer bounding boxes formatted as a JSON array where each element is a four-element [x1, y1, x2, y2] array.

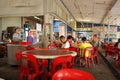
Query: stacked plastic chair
[[52, 69, 94, 80], [104, 45, 115, 58], [80, 47, 95, 68]]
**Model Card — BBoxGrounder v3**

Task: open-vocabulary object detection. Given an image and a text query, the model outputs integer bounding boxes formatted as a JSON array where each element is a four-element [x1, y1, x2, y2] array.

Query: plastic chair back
[[24, 54, 40, 75], [48, 44, 57, 49], [94, 46, 98, 56], [80, 47, 95, 68], [84, 47, 94, 57], [52, 69, 94, 80], [16, 50, 29, 80], [26, 46, 35, 50], [50, 55, 73, 76], [16, 50, 24, 61]]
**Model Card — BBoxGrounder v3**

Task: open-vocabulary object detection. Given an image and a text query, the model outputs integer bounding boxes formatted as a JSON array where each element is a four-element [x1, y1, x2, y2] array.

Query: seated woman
[[59, 35, 70, 49]]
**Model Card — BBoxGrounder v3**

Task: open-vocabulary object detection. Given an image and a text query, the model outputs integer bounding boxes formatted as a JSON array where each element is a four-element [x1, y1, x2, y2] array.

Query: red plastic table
[[22, 49, 77, 80]]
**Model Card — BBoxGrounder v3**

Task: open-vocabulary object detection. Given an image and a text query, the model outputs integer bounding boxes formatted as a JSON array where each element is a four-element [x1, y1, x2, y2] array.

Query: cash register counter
[[7, 44, 26, 65]]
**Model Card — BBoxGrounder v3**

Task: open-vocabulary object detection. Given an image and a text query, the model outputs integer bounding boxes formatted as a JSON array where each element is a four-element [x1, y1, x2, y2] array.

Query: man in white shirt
[[59, 35, 70, 48]]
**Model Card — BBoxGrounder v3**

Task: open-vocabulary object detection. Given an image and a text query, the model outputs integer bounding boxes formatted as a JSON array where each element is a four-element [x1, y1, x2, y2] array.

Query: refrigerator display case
[[24, 24, 31, 41]]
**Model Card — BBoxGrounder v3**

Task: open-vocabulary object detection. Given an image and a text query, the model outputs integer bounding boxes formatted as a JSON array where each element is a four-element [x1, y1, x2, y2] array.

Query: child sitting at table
[[59, 35, 70, 49]]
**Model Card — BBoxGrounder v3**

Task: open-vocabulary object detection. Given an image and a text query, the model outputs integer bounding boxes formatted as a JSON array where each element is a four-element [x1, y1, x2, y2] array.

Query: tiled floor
[[99, 48, 120, 80], [0, 48, 119, 80]]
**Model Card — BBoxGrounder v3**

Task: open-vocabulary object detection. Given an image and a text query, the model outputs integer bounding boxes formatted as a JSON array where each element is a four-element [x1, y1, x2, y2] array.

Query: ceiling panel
[[61, 0, 120, 25]]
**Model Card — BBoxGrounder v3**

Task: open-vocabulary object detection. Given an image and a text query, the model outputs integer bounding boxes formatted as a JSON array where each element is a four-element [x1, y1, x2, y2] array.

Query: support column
[[42, 0, 54, 48], [0, 18, 2, 41], [107, 15, 110, 43], [65, 23, 67, 37], [42, 14, 54, 48]]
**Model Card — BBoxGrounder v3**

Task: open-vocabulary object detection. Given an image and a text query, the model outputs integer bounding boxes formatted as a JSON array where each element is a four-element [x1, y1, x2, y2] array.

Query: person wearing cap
[[12, 27, 22, 43]]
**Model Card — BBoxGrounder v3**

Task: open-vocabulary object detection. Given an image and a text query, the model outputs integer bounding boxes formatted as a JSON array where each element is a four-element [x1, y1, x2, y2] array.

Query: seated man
[[79, 37, 93, 57], [67, 35, 78, 52], [59, 35, 70, 49], [67, 35, 77, 48]]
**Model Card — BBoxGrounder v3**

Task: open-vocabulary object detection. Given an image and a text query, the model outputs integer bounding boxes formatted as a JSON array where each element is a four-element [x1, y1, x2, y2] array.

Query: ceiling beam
[[100, 0, 117, 24], [60, 0, 85, 27], [60, 0, 77, 21]]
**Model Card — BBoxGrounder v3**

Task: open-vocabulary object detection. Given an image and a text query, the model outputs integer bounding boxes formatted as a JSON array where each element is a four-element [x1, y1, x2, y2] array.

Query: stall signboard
[[117, 26, 120, 32], [76, 28, 92, 32]]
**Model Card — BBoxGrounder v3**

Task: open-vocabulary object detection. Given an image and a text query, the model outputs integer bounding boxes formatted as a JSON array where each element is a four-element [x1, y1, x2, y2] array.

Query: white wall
[[2, 17, 21, 30]]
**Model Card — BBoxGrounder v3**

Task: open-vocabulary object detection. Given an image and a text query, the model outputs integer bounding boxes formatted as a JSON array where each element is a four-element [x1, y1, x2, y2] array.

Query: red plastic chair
[[39, 48, 49, 50], [26, 46, 35, 50], [47, 55, 73, 78], [52, 69, 94, 80], [80, 47, 95, 68], [105, 45, 115, 58], [16, 54, 44, 80], [115, 47, 120, 60], [104, 45, 110, 57], [108, 46, 115, 58], [48, 44, 57, 49], [92, 46, 99, 64], [16, 50, 29, 80], [116, 55, 120, 70], [20, 42, 32, 45], [26, 47, 48, 68], [16, 50, 24, 61], [8, 42, 15, 44], [62, 48, 70, 50]]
